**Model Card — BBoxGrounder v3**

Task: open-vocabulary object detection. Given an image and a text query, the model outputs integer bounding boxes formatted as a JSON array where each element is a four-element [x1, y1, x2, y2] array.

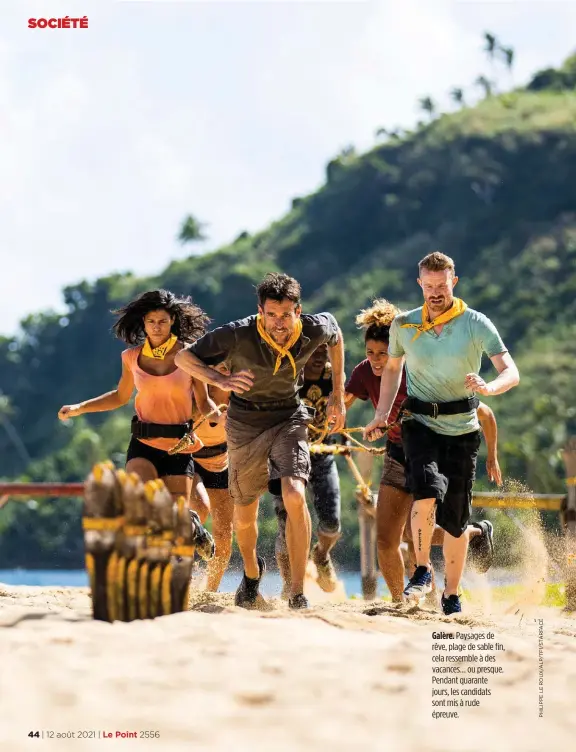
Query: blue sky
[[1, 0, 575, 335]]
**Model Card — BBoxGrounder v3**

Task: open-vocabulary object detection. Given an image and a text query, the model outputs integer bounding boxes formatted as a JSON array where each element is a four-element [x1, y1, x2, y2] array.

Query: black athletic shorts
[[195, 462, 229, 490], [125, 437, 195, 478], [401, 418, 481, 538]]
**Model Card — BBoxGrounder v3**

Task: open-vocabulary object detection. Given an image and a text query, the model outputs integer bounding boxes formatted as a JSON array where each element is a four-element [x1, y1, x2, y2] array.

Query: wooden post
[[357, 493, 378, 601], [345, 451, 378, 600], [562, 437, 576, 611]]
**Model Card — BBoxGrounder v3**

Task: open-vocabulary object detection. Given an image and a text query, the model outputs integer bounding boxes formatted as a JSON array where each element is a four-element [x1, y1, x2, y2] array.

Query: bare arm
[[193, 379, 218, 416], [344, 392, 357, 409], [175, 349, 253, 393], [465, 351, 519, 396], [363, 355, 404, 440], [327, 328, 346, 432], [477, 401, 502, 485], [58, 361, 134, 420]]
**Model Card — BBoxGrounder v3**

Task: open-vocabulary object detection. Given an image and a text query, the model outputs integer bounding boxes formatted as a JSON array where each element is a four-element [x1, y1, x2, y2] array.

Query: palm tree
[[178, 214, 207, 245], [475, 75, 493, 99], [483, 32, 498, 64], [339, 145, 356, 159], [450, 87, 465, 107], [500, 45, 515, 87], [418, 96, 436, 120], [501, 46, 514, 70]]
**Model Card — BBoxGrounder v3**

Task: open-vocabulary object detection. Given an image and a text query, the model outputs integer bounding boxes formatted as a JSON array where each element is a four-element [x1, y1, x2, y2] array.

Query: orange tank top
[[122, 346, 198, 454], [192, 408, 228, 472]]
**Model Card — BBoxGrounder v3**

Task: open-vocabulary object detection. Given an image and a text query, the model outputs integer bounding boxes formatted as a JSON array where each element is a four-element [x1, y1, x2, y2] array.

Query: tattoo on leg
[[427, 508, 435, 526], [418, 528, 422, 552]]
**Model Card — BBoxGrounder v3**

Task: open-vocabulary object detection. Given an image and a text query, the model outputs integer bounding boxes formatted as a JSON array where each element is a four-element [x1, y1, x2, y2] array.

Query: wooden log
[[0, 482, 84, 496]]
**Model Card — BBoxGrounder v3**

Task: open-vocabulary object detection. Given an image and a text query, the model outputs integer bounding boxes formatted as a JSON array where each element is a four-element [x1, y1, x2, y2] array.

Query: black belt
[[230, 395, 301, 412], [193, 442, 227, 459], [131, 416, 192, 439], [403, 396, 479, 418]]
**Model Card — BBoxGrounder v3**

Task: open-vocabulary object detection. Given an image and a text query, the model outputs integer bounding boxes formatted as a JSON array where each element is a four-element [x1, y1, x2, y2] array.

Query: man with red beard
[[365, 254, 519, 614]]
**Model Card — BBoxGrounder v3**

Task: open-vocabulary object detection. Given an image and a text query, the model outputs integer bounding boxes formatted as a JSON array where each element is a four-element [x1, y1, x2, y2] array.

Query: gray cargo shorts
[[380, 440, 409, 492], [226, 404, 313, 506]]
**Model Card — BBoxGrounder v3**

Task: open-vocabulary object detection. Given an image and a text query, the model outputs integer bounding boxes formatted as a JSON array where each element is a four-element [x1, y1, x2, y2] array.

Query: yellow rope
[[168, 404, 228, 455], [308, 417, 398, 507], [309, 443, 386, 456], [308, 419, 399, 455]]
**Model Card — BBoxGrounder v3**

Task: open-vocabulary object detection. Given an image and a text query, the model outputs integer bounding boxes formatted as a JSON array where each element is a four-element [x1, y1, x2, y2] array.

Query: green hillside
[[1, 49, 575, 569]]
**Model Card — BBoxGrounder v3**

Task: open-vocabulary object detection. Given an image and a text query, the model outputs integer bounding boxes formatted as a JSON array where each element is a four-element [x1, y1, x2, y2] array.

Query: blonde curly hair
[[355, 298, 400, 342]]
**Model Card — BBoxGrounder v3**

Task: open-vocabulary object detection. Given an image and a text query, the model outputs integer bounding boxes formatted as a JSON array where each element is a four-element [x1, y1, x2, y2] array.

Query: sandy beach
[[1, 575, 575, 752]]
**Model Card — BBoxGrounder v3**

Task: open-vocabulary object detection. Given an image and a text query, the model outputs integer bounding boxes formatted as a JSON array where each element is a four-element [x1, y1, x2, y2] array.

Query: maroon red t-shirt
[[345, 359, 407, 444]]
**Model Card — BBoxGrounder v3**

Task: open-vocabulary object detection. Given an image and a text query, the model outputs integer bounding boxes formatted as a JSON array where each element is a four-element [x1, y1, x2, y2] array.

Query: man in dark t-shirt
[[270, 344, 343, 596], [175, 273, 346, 611]]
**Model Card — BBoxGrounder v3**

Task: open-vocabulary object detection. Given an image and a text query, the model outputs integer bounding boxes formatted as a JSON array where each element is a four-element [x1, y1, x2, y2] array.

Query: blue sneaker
[[403, 565, 433, 600], [441, 593, 462, 615]]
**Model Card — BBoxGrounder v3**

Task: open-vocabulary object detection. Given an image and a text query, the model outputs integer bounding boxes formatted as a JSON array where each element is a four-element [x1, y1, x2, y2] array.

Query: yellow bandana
[[256, 315, 303, 379], [401, 298, 468, 341], [141, 333, 178, 360]]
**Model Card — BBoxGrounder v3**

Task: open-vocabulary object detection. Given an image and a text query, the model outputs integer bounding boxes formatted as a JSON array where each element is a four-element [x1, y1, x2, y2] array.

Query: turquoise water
[[0, 568, 522, 598], [0, 568, 375, 598]]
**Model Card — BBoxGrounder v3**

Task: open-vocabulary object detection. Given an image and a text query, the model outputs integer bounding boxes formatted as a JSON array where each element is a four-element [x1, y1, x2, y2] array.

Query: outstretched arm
[[364, 355, 404, 441], [477, 401, 502, 485], [327, 328, 346, 432], [58, 361, 134, 420], [175, 349, 253, 393], [344, 393, 358, 409]]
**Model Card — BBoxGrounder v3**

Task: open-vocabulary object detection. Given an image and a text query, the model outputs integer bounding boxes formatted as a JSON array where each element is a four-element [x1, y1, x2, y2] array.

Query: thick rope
[[168, 403, 228, 455], [308, 418, 400, 455], [308, 417, 399, 508]]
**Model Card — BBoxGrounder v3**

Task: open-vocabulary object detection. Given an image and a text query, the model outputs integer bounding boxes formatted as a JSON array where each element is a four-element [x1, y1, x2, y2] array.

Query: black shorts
[[401, 418, 481, 538], [195, 462, 229, 490], [126, 437, 195, 478]]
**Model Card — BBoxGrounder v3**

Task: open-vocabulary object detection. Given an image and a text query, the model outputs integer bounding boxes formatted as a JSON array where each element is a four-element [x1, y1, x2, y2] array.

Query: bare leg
[[183, 476, 209, 523], [376, 484, 412, 601], [443, 530, 469, 596], [281, 477, 311, 597], [410, 524, 479, 546], [273, 501, 291, 596], [316, 531, 340, 561], [205, 488, 234, 591], [411, 498, 436, 568], [233, 499, 260, 579], [163, 474, 208, 522], [126, 458, 158, 482]]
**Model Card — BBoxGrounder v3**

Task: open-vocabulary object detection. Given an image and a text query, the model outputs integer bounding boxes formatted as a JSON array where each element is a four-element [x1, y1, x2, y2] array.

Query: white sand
[[1, 578, 575, 752]]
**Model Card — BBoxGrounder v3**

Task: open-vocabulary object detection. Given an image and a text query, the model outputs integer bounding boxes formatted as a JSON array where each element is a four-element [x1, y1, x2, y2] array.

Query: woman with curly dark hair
[[58, 289, 219, 517]]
